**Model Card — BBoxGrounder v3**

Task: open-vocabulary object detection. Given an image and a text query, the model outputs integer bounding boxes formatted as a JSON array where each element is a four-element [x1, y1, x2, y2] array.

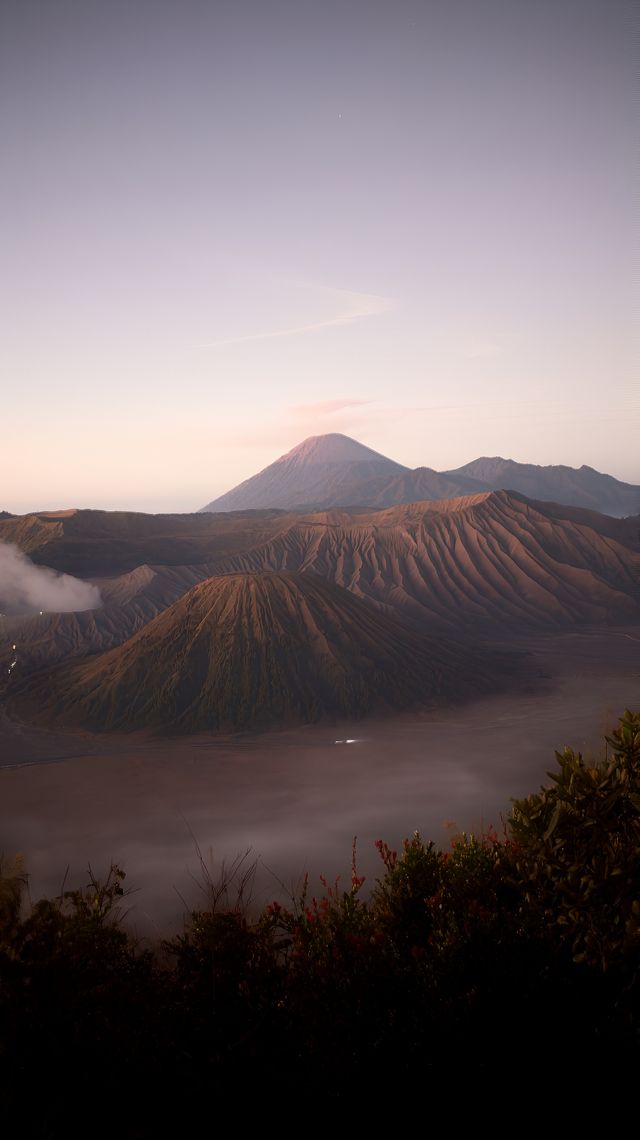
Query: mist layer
[[0, 543, 101, 615]]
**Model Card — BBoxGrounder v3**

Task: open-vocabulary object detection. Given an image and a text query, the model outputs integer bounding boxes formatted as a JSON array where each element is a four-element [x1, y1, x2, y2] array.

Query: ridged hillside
[[214, 492, 640, 629], [12, 572, 504, 732], [3, 491, 638, 680]]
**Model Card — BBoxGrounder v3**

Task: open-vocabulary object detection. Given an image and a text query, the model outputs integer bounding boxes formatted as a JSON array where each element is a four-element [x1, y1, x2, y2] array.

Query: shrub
[[509, 709, 640, 970], [0, 853, 28, 949], [1, 710, 638, 1129]]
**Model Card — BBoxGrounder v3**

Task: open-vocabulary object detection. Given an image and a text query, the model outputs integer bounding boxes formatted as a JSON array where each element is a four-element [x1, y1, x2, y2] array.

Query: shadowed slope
[[12, 572, 505, 733], [0, 563, 215, 674], [0, 509, 291, 577], [323, 466, 485, 508]]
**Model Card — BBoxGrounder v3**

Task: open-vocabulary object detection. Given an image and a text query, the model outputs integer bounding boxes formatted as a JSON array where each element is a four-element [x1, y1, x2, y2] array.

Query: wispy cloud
[[197, 287, 390, 349], [290, 398, 372, 418], [227, 398, 378, 450]]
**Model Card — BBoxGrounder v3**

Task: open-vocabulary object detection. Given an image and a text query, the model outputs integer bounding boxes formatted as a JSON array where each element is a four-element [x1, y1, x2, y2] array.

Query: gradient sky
[[1, 0, 636, 513]]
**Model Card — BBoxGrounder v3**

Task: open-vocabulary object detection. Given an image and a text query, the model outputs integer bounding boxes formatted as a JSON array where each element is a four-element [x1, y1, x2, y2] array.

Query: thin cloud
[[197, 288, 390, 349], [290, 399, 372, 418], [225, 398, 379, 450]]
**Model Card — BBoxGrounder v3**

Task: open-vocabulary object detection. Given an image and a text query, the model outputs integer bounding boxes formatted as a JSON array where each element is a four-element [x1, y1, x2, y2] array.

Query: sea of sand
[[1, 627, 638, 938]]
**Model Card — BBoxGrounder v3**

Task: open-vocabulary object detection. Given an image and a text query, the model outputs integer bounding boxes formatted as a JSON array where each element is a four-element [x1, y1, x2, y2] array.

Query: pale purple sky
[[1, 0, 636, 512]]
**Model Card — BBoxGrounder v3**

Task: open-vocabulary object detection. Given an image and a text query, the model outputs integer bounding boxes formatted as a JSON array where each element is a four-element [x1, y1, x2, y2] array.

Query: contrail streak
[[197, 289, 390, 349]]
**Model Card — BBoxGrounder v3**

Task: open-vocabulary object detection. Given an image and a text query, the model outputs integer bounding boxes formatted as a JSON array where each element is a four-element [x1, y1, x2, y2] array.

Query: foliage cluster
[[1, 711, 638, 1134], [509, 711, 640, 969]]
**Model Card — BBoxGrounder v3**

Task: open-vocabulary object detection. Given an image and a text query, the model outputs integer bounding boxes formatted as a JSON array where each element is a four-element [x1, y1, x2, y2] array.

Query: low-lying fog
[[1, 629, 638, 938]]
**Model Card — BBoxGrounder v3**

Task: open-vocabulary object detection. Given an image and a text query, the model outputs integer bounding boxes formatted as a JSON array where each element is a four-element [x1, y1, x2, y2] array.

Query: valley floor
[[1, 626, 638, 936]]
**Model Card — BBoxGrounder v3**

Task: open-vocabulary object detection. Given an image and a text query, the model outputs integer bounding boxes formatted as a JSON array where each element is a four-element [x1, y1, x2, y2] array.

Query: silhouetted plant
[[1, 712, 638, 1133], [0, 853, 28, 950], [509, 708, 640, 970]]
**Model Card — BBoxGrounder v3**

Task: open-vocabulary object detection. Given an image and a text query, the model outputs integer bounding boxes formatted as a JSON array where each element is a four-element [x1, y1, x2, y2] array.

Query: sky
[[1, 0, 636, 513]]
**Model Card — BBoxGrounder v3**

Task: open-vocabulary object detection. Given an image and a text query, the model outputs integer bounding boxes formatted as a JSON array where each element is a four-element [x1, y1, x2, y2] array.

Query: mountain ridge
[[3, 491, 638, 681], [199, 434, 640, 518]]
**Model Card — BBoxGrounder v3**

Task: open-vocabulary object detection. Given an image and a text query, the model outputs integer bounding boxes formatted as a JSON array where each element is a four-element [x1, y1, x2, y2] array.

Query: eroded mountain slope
[[214, 492, 640, 628], [2, 492, 637, 679], [11, 572, 505, 732]]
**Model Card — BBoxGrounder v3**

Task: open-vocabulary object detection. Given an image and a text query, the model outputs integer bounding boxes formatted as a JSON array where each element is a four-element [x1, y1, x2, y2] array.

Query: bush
[[509, 708, 640, 970], [0, 710, 638, 1131]]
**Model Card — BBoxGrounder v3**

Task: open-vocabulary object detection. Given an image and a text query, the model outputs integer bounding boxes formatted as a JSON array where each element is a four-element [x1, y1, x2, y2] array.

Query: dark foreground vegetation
[[1, 712, 639, 1133]]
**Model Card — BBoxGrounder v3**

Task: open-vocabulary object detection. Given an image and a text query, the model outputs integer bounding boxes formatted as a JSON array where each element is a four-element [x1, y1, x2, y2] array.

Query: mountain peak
[[200, 433, 406, 513], [277, 433, 396, 466]]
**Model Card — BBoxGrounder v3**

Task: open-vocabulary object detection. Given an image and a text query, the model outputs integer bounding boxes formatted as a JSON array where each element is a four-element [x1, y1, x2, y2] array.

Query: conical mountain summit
[[199, 434, 406, 512]]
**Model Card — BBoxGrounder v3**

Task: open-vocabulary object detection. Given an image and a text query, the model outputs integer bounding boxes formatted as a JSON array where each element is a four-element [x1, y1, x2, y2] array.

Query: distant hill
[[446, 457, 640, 517], [12, 572, 503, 732], [198, 434, 640, 518], [199, 433, 407, 512], [322, 466, 484, 508], [0, 508, 291, 576]]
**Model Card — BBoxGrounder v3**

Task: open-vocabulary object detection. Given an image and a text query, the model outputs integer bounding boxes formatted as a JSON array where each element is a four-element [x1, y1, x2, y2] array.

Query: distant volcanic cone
[[12, 572, 505, 733], [199, 433, 407, 512]]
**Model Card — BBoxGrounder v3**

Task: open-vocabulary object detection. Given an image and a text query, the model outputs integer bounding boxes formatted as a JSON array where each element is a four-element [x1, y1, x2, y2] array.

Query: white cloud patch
[[0, 543, 102, 615]]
